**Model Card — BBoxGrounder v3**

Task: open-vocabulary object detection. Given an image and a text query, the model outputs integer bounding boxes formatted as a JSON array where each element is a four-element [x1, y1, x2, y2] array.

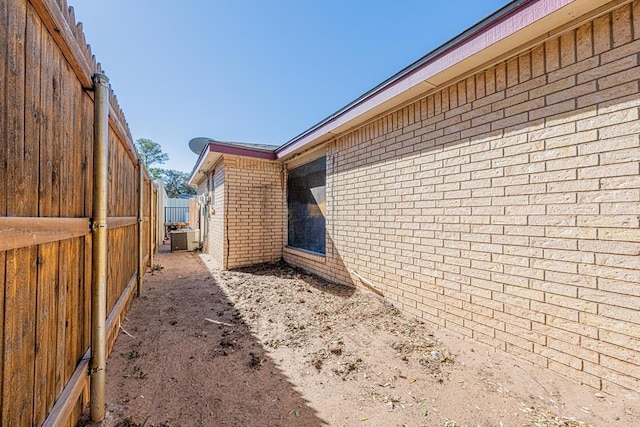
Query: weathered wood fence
[[0, 0, 158, 425]]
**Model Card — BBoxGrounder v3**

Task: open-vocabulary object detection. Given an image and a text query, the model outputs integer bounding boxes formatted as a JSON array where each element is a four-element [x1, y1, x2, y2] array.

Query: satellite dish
[[189, 137, 210, 155]]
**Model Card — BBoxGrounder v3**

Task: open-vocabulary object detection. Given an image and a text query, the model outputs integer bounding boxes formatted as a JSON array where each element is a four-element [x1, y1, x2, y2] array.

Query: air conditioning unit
[[170, 229, 200, 252]]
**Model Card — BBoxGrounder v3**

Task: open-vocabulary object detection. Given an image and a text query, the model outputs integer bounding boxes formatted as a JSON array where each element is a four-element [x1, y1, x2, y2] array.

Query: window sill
[[284, 246, 326, 263]]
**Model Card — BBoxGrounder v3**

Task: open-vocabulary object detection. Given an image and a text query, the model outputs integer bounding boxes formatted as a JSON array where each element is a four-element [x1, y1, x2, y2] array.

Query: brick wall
[[224, 156, 285, 268], [211, 162, 226, 266], [282, 164, 355, 286], [285, 2, 640, 394]]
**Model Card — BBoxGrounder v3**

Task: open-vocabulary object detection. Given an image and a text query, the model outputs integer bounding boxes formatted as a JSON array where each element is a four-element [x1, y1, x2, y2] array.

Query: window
[[287, 156, 326, 254]]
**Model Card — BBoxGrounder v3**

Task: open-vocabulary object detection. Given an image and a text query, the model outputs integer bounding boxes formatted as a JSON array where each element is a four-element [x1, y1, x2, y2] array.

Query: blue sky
[[71, 0, 508, 173]]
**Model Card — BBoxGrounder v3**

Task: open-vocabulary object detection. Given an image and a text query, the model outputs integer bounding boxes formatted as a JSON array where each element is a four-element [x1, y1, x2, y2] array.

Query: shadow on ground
[[79, 245, 325, 427], [231, 260, 355, 299]]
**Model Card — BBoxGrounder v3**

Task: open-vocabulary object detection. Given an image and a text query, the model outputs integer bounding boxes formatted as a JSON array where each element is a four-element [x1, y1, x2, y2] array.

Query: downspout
[[137, 159, 144, 296], [90, 72, 109, 422]]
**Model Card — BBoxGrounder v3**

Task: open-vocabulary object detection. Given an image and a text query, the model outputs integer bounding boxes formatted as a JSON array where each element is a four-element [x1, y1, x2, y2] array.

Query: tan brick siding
[[224, 156, 285, 268], [197, 163, 225, 266], [285, 2, 640, 394], [211, 163, 226, 266], [199, 157, 284, 268]]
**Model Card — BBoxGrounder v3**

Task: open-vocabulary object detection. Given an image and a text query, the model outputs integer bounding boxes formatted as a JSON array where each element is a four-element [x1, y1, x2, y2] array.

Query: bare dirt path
[[82, 245, 639, 427]]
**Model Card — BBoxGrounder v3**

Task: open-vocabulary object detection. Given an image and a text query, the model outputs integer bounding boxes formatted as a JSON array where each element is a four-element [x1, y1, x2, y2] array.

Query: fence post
[[90, 72, 109, 422], [149, 180, 154, 268], [137, 159, 144, 296]]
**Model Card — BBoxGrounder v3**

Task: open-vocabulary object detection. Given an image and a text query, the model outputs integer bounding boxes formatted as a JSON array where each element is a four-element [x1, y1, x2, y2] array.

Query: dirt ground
[[81, 245, 639, 427]]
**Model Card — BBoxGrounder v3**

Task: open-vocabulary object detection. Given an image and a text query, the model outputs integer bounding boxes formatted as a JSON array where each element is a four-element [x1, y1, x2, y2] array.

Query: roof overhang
[[188, 141, 277, 186], [275, 0, 613, 161]]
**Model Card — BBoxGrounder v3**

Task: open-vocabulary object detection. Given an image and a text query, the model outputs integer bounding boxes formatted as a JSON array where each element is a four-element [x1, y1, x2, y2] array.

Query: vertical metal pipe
[[137, 159, 144, 296], [90, 72, 109, 422]]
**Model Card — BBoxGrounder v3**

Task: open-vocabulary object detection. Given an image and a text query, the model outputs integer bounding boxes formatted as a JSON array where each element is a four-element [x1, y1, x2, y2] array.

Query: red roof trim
[[275, 0, 573, 159], [207, 142, 277, 160]]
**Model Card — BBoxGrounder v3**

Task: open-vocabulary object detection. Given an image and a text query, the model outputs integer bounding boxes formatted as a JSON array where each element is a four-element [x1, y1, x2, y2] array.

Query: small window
[[287, 156, 326, 254]]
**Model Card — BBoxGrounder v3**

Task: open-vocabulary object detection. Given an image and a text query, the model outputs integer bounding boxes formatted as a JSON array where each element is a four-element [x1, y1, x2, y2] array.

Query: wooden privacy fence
[[0, 0, 158, 425]]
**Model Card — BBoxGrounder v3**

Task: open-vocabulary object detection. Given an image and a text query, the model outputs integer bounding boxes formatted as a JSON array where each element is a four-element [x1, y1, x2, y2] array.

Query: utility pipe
[[137, 159, 144, 296], [90, 72, 109, 422]]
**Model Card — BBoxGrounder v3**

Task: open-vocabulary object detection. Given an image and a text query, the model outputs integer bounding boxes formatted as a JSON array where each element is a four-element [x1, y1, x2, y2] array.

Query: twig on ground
[[120, 326, 136, 338], [515, 364, 549, 395], [205, 318, 235, 327]]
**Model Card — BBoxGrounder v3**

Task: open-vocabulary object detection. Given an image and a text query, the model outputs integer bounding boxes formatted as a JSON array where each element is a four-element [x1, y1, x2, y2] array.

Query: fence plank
[[0, 0, 8, 219], [0, 0, 8, 420], [24, 3, 42, 217], [40, 350, 89, 427], [67, 61, 82, 217], [45, 264, 136, 427], [39, 27, 56, 217], [2, 2, 31, 426], [24, 9, 47, 420], [65, 238, 78, 384], [3, 247, 37, 427], [82, 93, 92, 217], [54, 239, 69, 397], [0, 251, 5, 421], [0, 217, 90, 251], [33, 241, 59, 425], [69, 64, 80, 217], [6, 0, 27, 218], [27, 0, 93, 87], [59, 59, 72, 219], [83, 234, 92, 366]]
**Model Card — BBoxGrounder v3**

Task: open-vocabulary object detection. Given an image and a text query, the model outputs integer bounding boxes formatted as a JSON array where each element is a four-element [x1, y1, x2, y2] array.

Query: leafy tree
[[161, 169, 196, 198], [136, 138, 169, 169], [149, 167, 164, 181], [135, 138, 195, 197]]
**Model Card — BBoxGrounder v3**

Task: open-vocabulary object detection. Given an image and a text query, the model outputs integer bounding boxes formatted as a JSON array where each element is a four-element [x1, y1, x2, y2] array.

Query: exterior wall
[[286, 3, 640, 394], [224, 156, 285, 268], [196, 162, 225, 267], [283, 157, 354, 286], [211, 162, 226, 267], [189, 197, 198, 230], [195, 178, 208, 248]]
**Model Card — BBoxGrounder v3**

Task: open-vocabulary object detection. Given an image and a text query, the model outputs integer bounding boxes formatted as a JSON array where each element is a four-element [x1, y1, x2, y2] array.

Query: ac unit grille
[[171, 232, 188, 251], [170, 229, 200, 252]]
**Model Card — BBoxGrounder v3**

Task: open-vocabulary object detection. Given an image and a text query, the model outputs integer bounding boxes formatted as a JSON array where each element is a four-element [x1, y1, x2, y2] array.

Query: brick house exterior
[[190, 0, 640, 394], [191, 142, 283, 269]]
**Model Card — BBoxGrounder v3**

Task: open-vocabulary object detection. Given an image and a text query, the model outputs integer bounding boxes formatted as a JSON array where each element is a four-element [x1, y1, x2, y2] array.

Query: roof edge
[[188, 140, 278, 185], [206, 141, 277, 159], [274, 0, 579, 160]]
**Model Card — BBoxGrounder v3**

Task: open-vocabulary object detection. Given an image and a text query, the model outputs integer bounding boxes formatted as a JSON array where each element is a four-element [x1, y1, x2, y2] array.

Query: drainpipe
[[137, 159, 144, 296], [90, 72, 109, 422]]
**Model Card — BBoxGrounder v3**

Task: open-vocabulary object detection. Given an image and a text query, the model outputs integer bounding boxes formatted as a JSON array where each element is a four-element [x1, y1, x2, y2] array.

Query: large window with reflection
[[287, 156, 326, 254]]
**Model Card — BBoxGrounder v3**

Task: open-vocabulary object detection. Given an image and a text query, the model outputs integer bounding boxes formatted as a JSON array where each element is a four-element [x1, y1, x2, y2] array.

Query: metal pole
[[90, 72, 109, 422], [137, 159, 144, 296]]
